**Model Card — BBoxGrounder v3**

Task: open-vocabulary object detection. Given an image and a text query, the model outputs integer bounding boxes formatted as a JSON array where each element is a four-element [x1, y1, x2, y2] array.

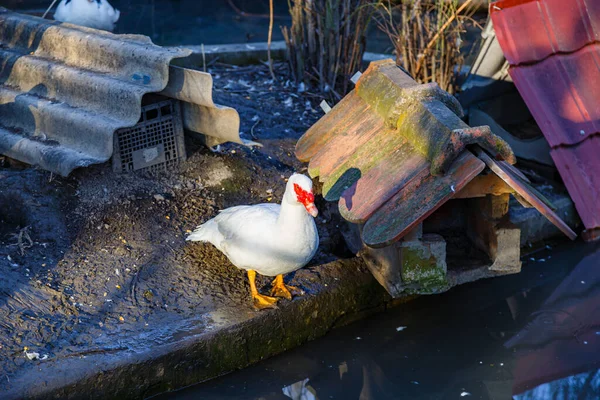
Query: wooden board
[[338, 143, 429, 223], [453, 173, 513, 198], [295, 92, 365, 162], [362, 152, 485, 248], [474, 147, 577, 240]]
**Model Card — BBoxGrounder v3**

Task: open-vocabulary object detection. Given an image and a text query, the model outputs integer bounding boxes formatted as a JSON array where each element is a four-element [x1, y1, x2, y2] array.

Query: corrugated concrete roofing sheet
[[492, 0, 600, 240], [0, 8, 244, 176]]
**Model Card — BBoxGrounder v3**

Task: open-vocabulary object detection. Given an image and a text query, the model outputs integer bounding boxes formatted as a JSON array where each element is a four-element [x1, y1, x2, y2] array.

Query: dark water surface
[[158, 241, 600, 400]]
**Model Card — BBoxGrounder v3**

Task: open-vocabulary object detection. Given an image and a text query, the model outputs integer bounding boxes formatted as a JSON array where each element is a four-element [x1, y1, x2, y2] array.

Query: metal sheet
[[508, 45, 600, 148], [492, 0, 600, 238], [492, 0, 600, 65], [551, 137, 600, 232], [0, 8, 243, 176]]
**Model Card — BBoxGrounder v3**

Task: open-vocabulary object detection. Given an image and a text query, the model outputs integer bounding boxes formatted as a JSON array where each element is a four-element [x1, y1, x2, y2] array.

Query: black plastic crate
[[113, 99, 186, 173]]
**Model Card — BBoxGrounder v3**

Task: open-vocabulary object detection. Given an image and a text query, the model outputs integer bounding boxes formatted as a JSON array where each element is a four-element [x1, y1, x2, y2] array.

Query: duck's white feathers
[[54, 0, 120, 32], [187, 202, 318, 277]]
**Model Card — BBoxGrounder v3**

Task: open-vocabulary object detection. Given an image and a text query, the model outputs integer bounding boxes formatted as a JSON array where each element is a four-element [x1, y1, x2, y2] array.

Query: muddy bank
[[0, 62, 353, 393]]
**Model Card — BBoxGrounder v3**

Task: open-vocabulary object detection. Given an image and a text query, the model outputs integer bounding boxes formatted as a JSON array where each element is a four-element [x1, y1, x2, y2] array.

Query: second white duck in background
[[54, 0, 120, 32], [187, 173, 319, 310]]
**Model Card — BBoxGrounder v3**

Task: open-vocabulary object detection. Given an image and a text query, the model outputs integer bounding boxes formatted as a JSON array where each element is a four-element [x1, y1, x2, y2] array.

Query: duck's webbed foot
[[270, 274, 304, 300], [252, 292, 279, 310], [248, 269, 278, 310]]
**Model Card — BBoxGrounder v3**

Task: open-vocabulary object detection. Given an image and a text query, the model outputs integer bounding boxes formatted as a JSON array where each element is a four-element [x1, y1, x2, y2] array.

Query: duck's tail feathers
[[186, 219, 218, 243]]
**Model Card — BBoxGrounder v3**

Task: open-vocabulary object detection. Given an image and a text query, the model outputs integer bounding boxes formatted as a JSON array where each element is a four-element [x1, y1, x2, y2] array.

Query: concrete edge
[[170, 41, 395, 68], [5, 258, 391, 400]]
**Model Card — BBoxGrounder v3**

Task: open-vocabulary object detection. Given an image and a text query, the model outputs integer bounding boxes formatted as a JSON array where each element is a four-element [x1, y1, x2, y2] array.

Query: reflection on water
[[159, 242, 600, 400], [514, 370, 600, 400], [282, 378, 318, 400], [507, 249, 600, 399]]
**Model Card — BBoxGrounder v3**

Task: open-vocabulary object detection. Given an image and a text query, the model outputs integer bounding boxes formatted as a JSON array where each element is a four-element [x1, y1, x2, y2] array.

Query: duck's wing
[[214, 204, 280, 241], [187, 204, 279, 252]]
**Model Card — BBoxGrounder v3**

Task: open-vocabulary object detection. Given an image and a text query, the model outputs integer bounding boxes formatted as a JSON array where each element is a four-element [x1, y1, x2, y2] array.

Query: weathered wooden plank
[[474, 147, 577, 240], [307, 110, 382, 179], [499, 160, 530, 183], [338, 143, 429, 224], [362, 152, 485, 248], [453, 173, 513, 198], [321, 128, 410, 201], [295, 92, 365, 162], [498, 159, 556, 211]]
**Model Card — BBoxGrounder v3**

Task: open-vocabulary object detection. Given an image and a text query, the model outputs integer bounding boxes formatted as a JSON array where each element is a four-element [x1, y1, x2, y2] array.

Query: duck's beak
[[305, 202, 318, 217]]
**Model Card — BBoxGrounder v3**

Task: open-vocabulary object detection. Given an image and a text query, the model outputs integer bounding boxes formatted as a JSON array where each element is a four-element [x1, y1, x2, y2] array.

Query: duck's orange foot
[[270, 275, 304, 300], [252, 293, 279, 310]]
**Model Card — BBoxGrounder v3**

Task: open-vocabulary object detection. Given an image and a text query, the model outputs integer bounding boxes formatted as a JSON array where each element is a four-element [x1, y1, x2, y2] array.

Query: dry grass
[[282, 0, 375, 99], [374, 0, 480, 94]]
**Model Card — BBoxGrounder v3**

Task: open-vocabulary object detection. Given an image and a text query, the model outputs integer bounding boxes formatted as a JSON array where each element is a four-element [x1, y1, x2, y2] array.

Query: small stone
[[154, 194, 165, 201], [396, 326, 407, 332]]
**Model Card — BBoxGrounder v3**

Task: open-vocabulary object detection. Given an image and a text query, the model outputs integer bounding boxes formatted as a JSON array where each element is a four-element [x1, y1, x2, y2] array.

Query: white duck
[[54, 0, 120, 32], [187, 174, 319, 309]]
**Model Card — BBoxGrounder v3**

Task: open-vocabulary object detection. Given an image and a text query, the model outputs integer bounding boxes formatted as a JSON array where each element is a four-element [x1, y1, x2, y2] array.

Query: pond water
[[157, 241, 600, 400]]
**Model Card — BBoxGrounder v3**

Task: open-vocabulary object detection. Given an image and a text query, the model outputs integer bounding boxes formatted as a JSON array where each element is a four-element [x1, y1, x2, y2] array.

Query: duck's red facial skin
[[294, 183, 318, 217]]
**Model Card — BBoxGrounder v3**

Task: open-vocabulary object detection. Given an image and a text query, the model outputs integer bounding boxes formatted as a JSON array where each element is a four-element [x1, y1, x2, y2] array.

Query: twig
[[250, 119, 261, 140], [267, 0, 276, 81], [42, 0, 59, 19], [227, 0, 286, 19], [9, 226, 33, 256], [414, 0, 474, 76]]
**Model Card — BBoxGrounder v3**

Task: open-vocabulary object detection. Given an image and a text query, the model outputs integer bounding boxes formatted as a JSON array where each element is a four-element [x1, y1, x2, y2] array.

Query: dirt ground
[[0, 62, 354, 386]]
